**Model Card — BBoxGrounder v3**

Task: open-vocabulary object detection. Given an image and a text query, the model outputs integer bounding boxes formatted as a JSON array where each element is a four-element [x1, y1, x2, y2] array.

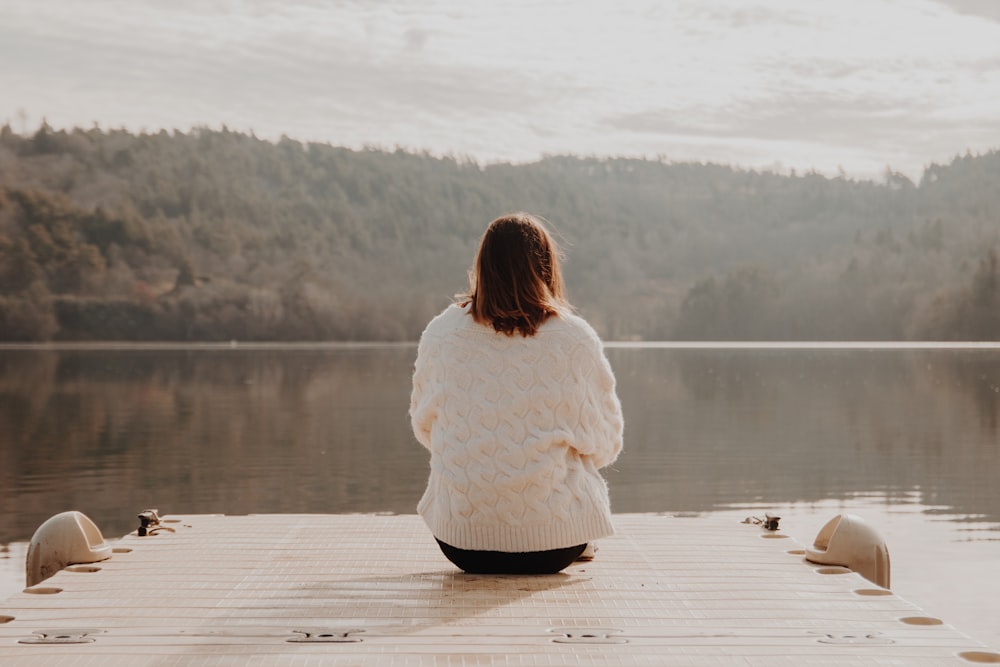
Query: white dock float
[[2, 513, 998, 666]]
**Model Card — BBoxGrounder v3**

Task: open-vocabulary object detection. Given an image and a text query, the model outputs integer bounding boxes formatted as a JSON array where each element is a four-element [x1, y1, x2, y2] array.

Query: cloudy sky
[[3, 0, 999, 179]]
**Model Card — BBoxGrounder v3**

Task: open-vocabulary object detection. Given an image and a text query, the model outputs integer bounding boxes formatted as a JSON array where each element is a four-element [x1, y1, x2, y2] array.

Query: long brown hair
[[463, 213, 568, 337]]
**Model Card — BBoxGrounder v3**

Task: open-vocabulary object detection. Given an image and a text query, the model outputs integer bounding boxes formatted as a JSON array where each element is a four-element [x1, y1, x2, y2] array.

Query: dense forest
[[0, 123, 998, 341]]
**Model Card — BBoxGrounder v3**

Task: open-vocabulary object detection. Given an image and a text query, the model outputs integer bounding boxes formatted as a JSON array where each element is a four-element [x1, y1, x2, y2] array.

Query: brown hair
[[462, 213, 568, 337]]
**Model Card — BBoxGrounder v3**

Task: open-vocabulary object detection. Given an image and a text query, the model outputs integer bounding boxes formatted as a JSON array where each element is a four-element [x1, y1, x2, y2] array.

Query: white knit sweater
[[410, 304, 624, 552]]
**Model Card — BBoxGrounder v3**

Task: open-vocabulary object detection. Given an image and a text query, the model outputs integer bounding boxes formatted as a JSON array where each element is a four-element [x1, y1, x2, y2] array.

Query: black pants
[[435, 539, 586, 574]]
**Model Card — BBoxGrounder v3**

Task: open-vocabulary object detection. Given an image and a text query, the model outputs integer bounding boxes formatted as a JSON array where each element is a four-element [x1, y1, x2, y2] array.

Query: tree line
[[0, 122, 998, 341]]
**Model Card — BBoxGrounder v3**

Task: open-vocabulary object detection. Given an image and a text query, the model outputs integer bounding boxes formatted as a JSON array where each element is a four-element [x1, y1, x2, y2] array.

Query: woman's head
[[465, 212, 568, 337]]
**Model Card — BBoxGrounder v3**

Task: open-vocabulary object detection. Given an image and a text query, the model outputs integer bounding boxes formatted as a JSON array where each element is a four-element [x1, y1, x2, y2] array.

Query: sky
[[2, 0, 1000, 180]]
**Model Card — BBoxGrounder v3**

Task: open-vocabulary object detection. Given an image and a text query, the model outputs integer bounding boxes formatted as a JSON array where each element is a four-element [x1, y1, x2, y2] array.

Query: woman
[[410, 212, 624, 574]]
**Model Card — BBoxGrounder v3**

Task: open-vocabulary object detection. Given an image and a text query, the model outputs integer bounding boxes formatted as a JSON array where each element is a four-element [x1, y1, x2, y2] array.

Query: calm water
[[1, 344, 999, 647]]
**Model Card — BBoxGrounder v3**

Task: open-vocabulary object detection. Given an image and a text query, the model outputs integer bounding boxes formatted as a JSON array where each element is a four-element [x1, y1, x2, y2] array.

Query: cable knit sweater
[[410, 304, 624, 552]]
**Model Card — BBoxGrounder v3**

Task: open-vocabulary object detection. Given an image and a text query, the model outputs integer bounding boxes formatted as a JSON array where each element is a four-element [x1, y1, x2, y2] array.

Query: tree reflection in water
[[1, 345, 998, 545]]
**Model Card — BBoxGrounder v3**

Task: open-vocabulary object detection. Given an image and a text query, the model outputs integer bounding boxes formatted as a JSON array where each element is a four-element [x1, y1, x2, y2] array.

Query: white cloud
[[2, 0, 999, 178]]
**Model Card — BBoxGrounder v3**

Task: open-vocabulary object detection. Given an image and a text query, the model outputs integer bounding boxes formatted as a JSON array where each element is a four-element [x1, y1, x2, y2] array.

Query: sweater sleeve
[[566, 329, 624, 469], [409, 330, 441, 451]]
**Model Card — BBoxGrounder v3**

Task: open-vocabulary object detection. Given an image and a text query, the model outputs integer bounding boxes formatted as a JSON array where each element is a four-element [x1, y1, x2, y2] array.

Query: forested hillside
[[1, 123, 998, 341]]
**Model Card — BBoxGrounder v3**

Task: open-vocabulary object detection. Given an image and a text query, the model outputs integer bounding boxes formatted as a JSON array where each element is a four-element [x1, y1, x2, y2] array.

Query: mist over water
[[1, 344, 998, 647]]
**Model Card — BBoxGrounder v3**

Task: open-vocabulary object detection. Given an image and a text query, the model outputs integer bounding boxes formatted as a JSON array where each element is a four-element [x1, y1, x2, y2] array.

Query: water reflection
[[1, 345, 998, 545], [0, 346, 424, 542], [605, 347, 1000, 523]]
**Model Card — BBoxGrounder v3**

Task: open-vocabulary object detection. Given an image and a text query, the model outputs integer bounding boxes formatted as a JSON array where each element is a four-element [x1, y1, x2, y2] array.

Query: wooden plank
[[1, 513, 997, 666]]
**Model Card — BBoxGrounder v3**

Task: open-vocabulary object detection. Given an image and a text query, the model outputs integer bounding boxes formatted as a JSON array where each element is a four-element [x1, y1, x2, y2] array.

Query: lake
[[1, 343, 998, 648]]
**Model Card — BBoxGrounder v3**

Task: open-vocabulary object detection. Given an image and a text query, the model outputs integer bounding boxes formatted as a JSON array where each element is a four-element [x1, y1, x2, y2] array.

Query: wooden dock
[[2, 513, 998, 666]]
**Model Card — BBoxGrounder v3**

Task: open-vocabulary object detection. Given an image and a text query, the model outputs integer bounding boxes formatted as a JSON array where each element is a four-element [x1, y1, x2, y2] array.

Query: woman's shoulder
[[421, 303, 473, 339], [541, 310, 602, 345]]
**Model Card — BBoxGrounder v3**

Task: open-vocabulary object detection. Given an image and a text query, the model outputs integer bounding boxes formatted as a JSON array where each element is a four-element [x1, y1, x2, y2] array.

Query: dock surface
[[1, 513, 998, 666]]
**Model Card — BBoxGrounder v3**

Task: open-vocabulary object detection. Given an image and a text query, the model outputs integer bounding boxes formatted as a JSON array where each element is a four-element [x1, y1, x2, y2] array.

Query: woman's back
[[410, 213, 623, 571]]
